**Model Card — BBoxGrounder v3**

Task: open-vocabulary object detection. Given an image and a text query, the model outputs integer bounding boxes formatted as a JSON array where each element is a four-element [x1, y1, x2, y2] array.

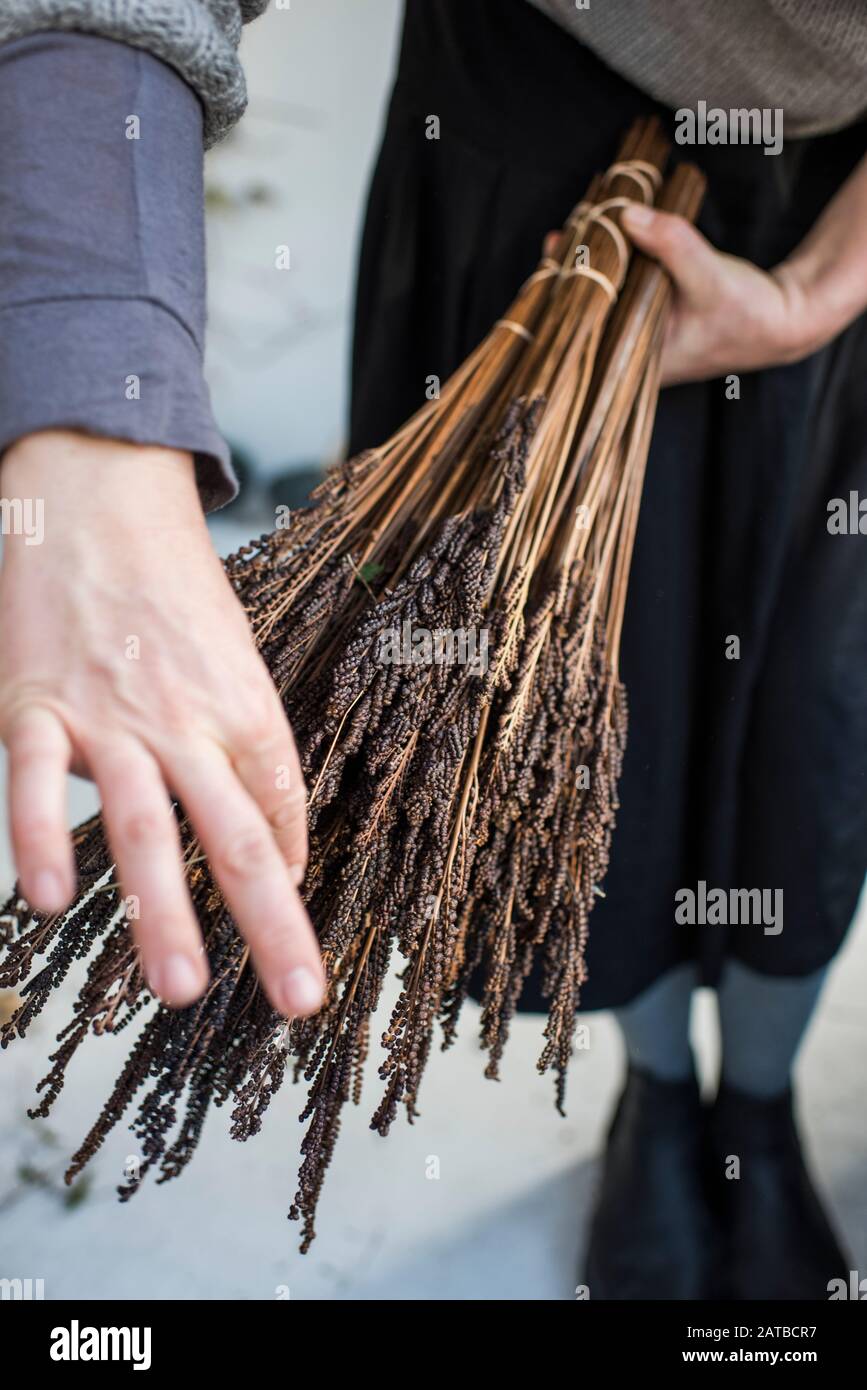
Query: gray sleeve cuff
[[0, 297, 237, 513], [0, 31, 238, 512]]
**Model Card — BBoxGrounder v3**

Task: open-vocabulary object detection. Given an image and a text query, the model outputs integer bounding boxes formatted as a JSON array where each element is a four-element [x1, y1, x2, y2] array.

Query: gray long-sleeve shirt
[[0, 31, 236, 510], [0, 1, 266, 512]]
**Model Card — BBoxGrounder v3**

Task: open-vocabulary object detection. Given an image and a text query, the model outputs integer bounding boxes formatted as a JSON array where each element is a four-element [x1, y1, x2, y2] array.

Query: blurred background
[[204, 0, 402, 529], [1, 1, 866, 1302]]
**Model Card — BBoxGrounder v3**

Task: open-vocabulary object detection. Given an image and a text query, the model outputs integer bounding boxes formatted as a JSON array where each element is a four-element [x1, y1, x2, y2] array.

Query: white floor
[[1, 516, 865, 1301]]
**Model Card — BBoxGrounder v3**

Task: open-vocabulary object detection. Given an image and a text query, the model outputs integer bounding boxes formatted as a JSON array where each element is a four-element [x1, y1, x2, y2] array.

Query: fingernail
[[622, 203, 654, 229], [32, 869, 65, 912], [160, 954, 202, 1004], [280, 966, 323, 1017]]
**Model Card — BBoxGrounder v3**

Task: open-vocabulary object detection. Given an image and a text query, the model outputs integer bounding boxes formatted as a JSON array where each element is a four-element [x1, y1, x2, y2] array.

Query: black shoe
[[707, 1082, 851, 1300], [583, 1066, 721, 1299]]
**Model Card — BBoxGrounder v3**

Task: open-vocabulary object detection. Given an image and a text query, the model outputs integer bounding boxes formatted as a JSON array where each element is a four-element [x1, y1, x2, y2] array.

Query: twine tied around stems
[[604, 158, 663, 201], [495, 317, 536, 342]]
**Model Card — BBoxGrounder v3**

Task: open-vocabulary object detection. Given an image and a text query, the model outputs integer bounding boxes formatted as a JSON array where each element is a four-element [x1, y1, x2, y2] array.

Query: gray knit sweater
[[1, 2, 866, 144], [530, 0, 867, 136], [0, 1, 268, 146]]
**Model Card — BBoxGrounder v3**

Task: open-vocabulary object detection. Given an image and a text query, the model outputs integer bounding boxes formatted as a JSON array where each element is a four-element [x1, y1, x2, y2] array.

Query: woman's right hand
[[0, 429, 325, 1017]]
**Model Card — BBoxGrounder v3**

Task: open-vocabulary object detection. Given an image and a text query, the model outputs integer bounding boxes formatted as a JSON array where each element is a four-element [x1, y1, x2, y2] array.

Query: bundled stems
[[0, 118, 705, 1250]]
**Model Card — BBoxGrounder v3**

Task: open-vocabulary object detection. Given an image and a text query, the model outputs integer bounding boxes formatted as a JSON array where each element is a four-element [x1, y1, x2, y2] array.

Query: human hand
[[0, 430, 324, 1017], [619, 203, 820, 385]]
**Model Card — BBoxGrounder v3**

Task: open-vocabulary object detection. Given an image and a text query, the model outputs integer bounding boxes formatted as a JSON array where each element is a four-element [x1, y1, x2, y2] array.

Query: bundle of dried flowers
[[0, 118, 704, 1249]]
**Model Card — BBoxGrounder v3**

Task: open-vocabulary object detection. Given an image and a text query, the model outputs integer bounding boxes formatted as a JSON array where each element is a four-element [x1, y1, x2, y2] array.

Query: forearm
[[775, 152, 867, 352]]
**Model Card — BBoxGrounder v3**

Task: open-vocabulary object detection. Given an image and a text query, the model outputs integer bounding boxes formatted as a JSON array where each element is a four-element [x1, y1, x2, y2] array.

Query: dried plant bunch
[[0, 118, 705, 1250]]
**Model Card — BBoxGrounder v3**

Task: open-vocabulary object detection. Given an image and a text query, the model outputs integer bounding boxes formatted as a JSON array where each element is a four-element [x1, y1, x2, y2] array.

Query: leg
[[718, 959, 826, 1098], [708, 960, 850, 1299], [614, 961, 698, 1082], [582, 965, 720, 1299]]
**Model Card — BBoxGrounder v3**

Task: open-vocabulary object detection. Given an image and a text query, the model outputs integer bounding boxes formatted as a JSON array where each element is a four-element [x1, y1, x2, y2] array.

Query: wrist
[[1, 430, 203, 536], [1, 431, 206, 561], [770, 254, 859, 361]]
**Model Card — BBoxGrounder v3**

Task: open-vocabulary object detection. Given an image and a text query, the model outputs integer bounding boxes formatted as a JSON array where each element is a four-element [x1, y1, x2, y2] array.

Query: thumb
[[620, 204, 719, 300]]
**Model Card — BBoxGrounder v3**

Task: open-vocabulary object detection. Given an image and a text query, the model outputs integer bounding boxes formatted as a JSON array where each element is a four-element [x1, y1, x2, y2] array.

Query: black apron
[[348, 0, 867, 1010]]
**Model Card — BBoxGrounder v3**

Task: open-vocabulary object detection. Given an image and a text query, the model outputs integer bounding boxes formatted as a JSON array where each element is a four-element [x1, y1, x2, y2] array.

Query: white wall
[[203, 0, 403, 476]]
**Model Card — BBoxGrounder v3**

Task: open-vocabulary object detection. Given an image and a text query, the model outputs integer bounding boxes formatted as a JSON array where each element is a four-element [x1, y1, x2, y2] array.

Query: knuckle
[[117, 810, 166, 851], [235, 685, 281, 748], [661, 215, 690, 254], [248, 716, 281, 752], [138, 914, 192, 944], [5, 703, 64, 759], [216, 829, 273, 880], [251, 918, 299, 958], [10, 743, 52, 773], [14, 816, 57, 852], [268, 787, 308, 831], [154, 709, 198, 744]]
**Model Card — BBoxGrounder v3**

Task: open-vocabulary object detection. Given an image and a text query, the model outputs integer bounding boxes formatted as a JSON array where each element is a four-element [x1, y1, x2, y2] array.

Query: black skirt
[[348, 0, 867, 1010]]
